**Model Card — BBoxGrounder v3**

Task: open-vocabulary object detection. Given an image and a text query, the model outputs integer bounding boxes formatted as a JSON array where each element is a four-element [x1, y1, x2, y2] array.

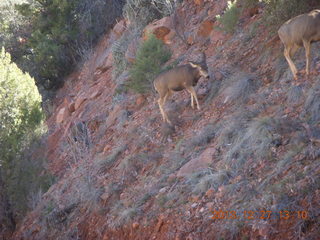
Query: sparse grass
[[97, 145, 127, 172], [187, 124, 216, 149], [159, 152, 189, 175], [191, 169, 232, 195], [287, 85, 303, 105], [224, 116, 276, 171], [303, 85, 320, 124], [112, 30, 139, 79], [117, 207, 138, 226], [221, 72, 259, 104]]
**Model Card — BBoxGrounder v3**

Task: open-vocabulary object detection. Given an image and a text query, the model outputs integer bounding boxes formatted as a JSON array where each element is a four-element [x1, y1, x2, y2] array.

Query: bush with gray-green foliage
[[123, 0, 176, 29], [262, 0, 314, 29], [0, 48, 53, 223], [128, 34, 172, 93]]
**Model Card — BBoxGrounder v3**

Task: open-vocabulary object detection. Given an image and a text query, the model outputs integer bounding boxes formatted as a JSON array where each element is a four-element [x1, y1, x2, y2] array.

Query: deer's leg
[[190, 92, 194, 109], [186, 86, 200, 110], [158, 97, 166, 122], [303, 40, 311, 75], [158, 91, 172, 124], [284, 45, 298, 79]]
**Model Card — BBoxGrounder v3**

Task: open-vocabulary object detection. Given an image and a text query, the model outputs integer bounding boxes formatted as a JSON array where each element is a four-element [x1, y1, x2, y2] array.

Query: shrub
[[128, 34, 172, 93], [0, 48, 53, 223], [123, 0, 176, 29], [262, 0, 314, 30], [0, 0, 125, 92], [112, 30, 138, 79], [216, 1, 240, 34]]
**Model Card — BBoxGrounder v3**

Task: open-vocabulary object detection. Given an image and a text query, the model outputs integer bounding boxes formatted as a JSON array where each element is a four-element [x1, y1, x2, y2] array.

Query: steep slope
[[11, 1, 320, 239]]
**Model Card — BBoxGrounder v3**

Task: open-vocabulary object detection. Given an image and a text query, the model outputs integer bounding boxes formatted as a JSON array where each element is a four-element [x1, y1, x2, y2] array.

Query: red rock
[[198, 20, 214, 37], [210, 25, 226, 44], [56, 107, 70, 124], [100, 192, 109, 201], [177, 148, 216, 176], [75, 97, 87, 110], [105, 53, 113, 69], [194, 0, 203, 5], [163, 30, 176, 44], [90, 89, 103, 99], [136, 95, 146, 106], [205, 188, 215, 198], [68, 102, 75, 113], [132, 222, 139, 229], [187, 35, 194, 45], [143, 16, 173, 42], [113, 19, 127, 38]]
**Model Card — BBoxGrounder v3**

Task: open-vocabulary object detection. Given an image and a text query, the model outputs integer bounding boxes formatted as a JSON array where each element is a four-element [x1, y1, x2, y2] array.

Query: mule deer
[[154, 53, 209, 125], [278, 9, 320, 79]]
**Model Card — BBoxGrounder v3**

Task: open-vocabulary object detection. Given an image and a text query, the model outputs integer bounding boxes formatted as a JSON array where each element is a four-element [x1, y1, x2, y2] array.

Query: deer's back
[[154, 65, 198, 93], [278, 9, 320, 46]]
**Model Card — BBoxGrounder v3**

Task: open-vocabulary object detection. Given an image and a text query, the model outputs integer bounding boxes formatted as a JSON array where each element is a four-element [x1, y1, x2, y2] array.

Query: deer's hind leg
[[158, 90, 172, 125], [186, 86, 200, 110], [303, 40, 311, 75], [284, 44, 299, 79]]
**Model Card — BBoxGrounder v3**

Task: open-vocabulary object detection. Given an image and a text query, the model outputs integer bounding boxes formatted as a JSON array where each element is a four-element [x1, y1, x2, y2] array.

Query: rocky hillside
[[10, 0, 320, 239]]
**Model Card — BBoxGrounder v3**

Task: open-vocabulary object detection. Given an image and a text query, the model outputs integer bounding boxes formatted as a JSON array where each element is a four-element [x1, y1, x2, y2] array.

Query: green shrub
[[128, 34, 171, 93], [0, 48, 53, 222], [0, 0, 125, 91], [216, 1, 240, 34]]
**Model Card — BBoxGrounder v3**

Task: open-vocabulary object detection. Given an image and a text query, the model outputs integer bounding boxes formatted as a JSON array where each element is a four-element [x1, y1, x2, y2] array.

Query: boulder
[[112, 19, 127, 38], [197, 19, 214, 38], [143, 16, 173, 43], [177, 147, 215, 177], [56, 107, 70, 124]]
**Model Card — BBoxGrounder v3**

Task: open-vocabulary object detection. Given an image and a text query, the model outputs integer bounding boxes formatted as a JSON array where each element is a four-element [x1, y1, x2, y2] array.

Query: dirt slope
[[11, 1, 320, 239]]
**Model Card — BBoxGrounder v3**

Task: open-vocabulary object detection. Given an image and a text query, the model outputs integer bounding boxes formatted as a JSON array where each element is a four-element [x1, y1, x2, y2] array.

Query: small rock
[[206, 202, 214, 210], [136, 95, 146, 106], [100, 192, 109, 201], [205, 188, 215, 198], [56, 107, 70, 124], [132, 222, 139, 229], [191, 203, 198, 208], [159, 187, 167, 193], [90, 89, 103, 99], [113, 19, 127, 38], [68, 102, 75, 113]]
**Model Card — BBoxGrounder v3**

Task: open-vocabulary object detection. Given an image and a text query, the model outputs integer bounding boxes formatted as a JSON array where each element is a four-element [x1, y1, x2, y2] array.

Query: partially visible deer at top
[[154, 52, 209, 125], [278, 9, 320, 79]]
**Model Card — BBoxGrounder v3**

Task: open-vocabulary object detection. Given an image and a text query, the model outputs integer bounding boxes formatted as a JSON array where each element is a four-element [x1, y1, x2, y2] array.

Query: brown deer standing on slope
[[278, 9, 320, 79], [154, 53, 209, 125]]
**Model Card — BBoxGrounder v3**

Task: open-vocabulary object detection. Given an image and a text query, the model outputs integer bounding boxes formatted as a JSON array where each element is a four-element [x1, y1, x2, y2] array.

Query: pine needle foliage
[[128, 34, 171, 93]]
